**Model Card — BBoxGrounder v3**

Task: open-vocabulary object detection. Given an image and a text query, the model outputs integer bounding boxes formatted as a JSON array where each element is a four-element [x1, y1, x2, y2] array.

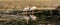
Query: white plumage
[[23, 6, 37, 11], [30, 6, 37, 11], [23, 6, 29, 11]]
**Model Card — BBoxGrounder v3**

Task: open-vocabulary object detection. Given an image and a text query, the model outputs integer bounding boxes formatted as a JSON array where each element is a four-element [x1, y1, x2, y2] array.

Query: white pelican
[[23, 6, 29, 11], [23, 6, 37, 11], [29, 6, 37, 11]]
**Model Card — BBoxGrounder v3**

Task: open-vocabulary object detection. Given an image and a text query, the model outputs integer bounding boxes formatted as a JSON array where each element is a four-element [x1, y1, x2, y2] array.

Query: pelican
[[23, 6, 30, 11], [23, 6, 37, 11], [29, 6, 37, 11]]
